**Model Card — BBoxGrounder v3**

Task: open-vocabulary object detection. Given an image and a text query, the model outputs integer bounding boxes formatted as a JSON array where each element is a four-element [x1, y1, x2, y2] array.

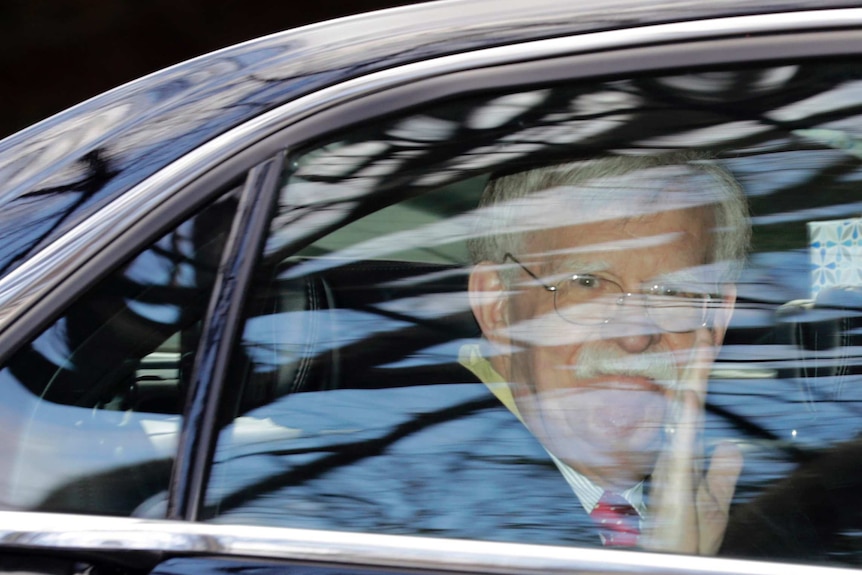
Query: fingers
[[644, 392, 701, 552], [678, 327, 716, 399], [697, 441, 744, 554], [664, 328, 714, 483], [644, 328, 721, 554]]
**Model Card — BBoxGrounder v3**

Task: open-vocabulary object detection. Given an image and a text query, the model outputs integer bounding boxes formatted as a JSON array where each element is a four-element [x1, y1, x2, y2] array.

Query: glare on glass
[[504, 253, 712, 333]]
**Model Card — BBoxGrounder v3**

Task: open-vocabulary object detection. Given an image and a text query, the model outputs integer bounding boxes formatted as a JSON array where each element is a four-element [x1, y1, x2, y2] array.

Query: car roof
[[0, 0, 857, 277]]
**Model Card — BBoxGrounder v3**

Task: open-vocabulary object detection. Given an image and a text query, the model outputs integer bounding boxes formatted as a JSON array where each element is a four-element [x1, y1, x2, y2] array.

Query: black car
[[2, 1, 862, 574]]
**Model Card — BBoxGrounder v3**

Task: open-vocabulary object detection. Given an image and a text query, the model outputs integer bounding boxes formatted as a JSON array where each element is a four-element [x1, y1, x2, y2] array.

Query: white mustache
[[571, 345, 678, 388]]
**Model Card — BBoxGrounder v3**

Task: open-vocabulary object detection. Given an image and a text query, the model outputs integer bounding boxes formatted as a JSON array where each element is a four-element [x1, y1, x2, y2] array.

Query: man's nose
[[605, 296, 662, 353]]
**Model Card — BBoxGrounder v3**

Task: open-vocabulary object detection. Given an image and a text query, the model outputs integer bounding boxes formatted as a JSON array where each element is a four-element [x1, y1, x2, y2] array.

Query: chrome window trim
[[0, 511, 856, 575], [0, 8, 859, 340], [170, 153, 286, 520]]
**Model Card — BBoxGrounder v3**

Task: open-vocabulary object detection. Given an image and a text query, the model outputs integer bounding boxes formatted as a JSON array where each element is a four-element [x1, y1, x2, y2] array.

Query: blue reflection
[[125, 299, 182, 325], [29, 318, 72, 371], [242, 309, 411, 372]]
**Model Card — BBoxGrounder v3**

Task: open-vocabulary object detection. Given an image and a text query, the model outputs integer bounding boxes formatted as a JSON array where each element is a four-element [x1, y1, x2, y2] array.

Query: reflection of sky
[[372, 291, 470, 321], [125, 299, 181, 325], [294, 141, 389, 179], [466, 90, 549, 130], [30, 318, 72, 371], [751, 200, 862, 227], [378, 339, 478, 369], [242, 309, 411, 371], [208, 380, 836, 536], [738, 250, 812, 303], [717, 343, 862, 368], [769, 80, 862, 122], [123, 240, 196, 287], [279, 213, 476, 278], [387, 115, 458, 143], [0, 367, 178, 509], [636, 120, 768, 148], [729, 150, 840, 198], [710, 375, 862, 448]]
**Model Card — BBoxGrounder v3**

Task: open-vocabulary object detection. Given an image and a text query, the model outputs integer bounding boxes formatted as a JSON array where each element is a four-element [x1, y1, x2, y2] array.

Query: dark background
[[0, 0, 426, 139]]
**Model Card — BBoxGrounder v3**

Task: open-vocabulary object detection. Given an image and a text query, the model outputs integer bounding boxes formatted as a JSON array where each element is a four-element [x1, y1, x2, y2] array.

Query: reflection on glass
[[0, 189, 237, 516], [210, 61, 862, 566]]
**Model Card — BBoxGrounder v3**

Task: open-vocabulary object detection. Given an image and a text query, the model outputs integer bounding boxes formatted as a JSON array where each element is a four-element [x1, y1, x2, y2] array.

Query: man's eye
[[572, 274, 602, 289]]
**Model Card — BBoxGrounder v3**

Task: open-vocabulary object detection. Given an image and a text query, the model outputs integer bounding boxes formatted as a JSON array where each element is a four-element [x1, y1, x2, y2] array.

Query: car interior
[[3, 59, 862, 565]]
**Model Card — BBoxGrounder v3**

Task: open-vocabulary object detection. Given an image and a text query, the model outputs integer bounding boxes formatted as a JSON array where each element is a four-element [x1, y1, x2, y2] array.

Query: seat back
[[236, 259, 481, 413]]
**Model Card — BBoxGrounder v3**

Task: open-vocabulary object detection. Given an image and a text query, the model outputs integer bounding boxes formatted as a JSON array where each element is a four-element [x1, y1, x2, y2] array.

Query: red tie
[[590, 492, 641, 547]]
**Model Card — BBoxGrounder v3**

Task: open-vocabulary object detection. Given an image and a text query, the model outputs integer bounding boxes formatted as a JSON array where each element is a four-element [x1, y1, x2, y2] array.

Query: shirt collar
[[458, 343, 645, 518]]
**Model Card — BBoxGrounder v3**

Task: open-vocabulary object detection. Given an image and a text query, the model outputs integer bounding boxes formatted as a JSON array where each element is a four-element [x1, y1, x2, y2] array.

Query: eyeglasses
[[503, 253, 713, 333]]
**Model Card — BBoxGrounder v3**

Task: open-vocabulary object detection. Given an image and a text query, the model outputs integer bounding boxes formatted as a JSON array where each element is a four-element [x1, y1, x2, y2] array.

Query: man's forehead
[[524, 218, 709, 262], [530, 231, 692, 259], [497, 165, 721, 235], [520, 204, 715, 278], [544, 165, 717, 215]]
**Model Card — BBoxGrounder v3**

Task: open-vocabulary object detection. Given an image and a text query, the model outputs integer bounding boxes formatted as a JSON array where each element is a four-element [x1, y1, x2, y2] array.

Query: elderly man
[[463, 153, 750, 554]]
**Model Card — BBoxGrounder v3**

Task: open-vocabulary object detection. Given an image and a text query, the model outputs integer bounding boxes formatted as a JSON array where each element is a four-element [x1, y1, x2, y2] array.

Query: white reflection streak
[[412, 169, 464, 187], [285, 179, 373, 205], [265, 201, 357, 257], [387, 115, 458, 142], [528, 232, 685, 260], [279, 210, 477, 279], [794, 128, 862, 160], [750, 200, 862, 226], [282, 177, 726, 277], [354, 158, 409, 179], [769, 80, 862, 122], [655, 66, 797, 96], [728, 151, 835, 198], [546, 117, 628, 144], [372, 291, 471, 320], [466, 90, 550, 130], [479, 176, 725, 236], [571, 90, 641, 115], [636, 120, 768, 148], [499, 117, 630, 145], [294, 141, 390, 178], [453, 148, 541, 172], [416, 112, 631, 188]]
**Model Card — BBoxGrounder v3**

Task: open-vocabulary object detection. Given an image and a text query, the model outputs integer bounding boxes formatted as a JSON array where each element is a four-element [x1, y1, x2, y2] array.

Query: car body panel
[[3, 2, 862, 575]]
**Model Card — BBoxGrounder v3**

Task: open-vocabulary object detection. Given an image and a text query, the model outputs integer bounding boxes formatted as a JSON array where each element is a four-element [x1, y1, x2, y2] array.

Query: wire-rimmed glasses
[[503, 253, 713, 333]]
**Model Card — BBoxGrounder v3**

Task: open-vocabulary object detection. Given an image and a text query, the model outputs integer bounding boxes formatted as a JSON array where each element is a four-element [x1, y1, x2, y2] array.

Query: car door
[[1, 4, 862, 575]]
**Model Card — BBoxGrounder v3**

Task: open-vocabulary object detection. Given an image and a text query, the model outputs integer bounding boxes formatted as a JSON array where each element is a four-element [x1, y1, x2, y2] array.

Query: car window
[[0, 184, 239, 517], [206, 59, 862, 565]]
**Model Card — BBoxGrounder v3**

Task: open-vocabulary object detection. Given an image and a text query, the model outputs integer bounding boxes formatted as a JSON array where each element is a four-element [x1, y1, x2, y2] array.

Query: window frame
[[184, 23, 862, 525]]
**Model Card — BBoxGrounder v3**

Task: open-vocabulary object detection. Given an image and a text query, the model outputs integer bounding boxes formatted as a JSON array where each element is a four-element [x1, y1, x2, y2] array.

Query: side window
[[0, 184, 239, 516], [207, 60, 862, 565]]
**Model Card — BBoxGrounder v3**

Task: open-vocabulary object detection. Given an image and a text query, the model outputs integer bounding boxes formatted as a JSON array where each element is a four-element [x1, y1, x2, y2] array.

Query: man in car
[[463, 153, 749, 554]]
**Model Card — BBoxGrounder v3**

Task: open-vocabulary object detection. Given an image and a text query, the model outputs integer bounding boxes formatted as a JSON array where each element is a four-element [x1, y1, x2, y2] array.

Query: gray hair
[[467, 152, 750, 284]]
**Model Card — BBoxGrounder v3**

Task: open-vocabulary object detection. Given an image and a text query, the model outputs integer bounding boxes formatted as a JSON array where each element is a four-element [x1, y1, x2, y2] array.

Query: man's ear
[[710, 283, 737, 347], [468, 261, 511, 346]]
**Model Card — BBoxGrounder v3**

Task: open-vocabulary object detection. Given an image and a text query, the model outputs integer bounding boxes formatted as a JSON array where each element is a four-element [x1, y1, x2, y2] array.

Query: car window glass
[[0, 185, 239, 517], [208, 60, 862, 565]]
